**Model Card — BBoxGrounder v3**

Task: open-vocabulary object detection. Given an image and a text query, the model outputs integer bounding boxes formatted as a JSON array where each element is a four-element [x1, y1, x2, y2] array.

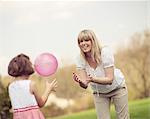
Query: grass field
[[48, 98, 150, 119]]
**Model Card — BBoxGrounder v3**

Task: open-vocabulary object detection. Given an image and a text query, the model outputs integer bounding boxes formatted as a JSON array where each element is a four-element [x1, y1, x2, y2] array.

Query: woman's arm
[[30, 79, 57, 107], [87, 66, 114, 85]]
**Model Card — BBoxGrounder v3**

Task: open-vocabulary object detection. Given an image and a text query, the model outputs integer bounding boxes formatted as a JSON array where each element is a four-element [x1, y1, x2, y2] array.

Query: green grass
[[48, 98, 150, 119]]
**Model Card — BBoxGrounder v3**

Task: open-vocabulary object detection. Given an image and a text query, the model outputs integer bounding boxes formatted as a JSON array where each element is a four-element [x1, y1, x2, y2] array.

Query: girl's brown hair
[[8, 54, 34, 77]]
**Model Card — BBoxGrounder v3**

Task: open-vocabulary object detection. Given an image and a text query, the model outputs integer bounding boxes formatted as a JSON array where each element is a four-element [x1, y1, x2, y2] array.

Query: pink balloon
[[34, 53, 58, 76]]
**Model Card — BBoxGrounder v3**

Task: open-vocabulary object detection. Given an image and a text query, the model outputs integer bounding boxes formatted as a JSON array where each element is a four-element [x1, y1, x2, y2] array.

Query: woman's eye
[[79, 40, 83, 43], [85, 39, 90, 42], [78, 39, 90, 43]]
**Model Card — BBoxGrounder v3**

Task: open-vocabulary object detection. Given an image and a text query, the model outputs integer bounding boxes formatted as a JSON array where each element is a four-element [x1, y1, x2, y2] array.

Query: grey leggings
[[93, 84, 130, 119]]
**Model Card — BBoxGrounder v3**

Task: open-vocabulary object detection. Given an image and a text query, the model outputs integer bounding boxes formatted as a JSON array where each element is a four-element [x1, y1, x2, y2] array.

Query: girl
[[8, 53, 57, 119], [73, 30, 130, 119]]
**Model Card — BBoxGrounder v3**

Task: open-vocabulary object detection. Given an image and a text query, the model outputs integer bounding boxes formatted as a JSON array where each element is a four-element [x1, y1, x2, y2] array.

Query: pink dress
[[8, 80, 45, 119]]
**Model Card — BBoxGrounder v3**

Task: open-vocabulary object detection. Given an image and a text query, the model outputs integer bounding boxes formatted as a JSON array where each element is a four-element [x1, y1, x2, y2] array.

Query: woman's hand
[[73, 73, 80, 83], [86, 74, 94, 83], [73, 73, 88, 89]]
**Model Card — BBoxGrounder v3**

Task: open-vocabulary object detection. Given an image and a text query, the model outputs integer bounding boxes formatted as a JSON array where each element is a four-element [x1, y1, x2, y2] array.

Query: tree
[[115, 29, 150, 99], [0, 77, 12, 119]]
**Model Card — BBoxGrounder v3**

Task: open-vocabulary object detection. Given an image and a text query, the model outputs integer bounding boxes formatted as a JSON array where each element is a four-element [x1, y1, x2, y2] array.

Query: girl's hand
[[46, 79, 57, 92]]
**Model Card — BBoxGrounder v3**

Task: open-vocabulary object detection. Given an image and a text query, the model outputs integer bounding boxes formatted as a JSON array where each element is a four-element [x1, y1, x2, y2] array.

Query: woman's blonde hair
[[77, 29, 102, 64]]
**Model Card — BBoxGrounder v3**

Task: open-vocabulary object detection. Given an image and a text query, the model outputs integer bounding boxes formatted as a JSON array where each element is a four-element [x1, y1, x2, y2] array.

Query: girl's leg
[[112, 85, 130, 119], [93, 94, 111, 119]]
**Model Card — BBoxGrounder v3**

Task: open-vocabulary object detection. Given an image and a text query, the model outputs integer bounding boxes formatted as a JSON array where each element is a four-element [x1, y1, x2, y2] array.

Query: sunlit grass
[[49, 98, 150, 119]]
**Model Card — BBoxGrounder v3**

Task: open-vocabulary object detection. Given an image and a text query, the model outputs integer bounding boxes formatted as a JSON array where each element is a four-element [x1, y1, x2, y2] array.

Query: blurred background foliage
[[115, 29, 150, 99], [0, 29, 149, 118]]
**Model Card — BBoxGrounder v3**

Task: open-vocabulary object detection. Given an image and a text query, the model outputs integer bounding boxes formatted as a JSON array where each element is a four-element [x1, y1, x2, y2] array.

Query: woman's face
[[78, 39, 92, 53]]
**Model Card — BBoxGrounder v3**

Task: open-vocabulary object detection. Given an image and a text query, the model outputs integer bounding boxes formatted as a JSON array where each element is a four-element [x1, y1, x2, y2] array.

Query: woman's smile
[[79, 39, 92, 53]]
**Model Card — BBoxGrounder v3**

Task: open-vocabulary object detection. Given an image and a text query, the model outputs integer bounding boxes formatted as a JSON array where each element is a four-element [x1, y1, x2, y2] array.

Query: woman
[[73, 29, 130, 119]]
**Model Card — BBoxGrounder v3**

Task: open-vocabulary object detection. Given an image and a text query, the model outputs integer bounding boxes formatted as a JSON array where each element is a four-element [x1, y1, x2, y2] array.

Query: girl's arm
[[87, 66, 114, 85], [30, 79, 57, 107]]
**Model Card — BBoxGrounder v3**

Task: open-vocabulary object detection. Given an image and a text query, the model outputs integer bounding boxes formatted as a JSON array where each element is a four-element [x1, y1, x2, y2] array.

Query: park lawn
[[48, 98, 150, 119]]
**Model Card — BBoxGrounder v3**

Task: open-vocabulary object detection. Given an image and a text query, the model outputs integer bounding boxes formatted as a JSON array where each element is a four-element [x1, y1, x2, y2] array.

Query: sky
[[0, 1, 149, 76]]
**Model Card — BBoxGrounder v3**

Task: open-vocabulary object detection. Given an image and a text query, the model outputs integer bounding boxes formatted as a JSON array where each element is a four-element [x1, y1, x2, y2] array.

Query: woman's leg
[[112, 85, 130, 119], [93, 94, 111, 119]]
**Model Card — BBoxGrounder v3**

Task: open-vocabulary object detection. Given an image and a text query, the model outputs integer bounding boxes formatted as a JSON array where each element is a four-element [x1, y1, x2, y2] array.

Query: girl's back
[[9, 80, 45, 119]]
